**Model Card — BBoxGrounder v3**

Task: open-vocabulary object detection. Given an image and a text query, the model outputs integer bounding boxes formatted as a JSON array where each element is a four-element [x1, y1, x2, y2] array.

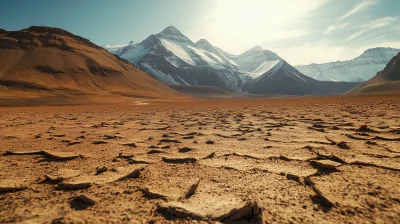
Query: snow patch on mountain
[[195, 39, 238, 67], [160, 39, 195, 65], [141, 63, 178, 84], [312, 72, 338, 82], [186, 46, 226, 69], [103, 44, 128, 54], [232, 47, 282, 73], [248, 60, 282, 78], [119, 44, 149, 64]]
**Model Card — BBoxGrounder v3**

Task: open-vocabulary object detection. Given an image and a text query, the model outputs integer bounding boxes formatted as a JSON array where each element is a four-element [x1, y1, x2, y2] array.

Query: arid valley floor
[[0, 96, 399, 223]]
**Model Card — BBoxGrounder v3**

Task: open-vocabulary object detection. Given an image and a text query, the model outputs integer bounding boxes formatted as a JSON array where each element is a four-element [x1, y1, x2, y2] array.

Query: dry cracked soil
[[0, 96, 399, 223]]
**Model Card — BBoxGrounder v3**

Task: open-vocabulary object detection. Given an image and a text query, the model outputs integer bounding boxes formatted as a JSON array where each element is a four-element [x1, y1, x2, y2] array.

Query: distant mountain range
[[295, 48, 400, 82], [0, 25, 395, 105], [104, 26, 359, 95], [349, 52, 400, 94]]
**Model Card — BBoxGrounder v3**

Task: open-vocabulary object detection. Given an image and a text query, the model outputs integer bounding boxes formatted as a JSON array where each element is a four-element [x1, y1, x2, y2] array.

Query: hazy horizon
[[0, 0, 399, 65]]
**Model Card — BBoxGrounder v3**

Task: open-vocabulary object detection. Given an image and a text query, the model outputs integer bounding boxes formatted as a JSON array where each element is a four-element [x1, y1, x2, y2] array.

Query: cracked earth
[[0, 96, 399, 223]]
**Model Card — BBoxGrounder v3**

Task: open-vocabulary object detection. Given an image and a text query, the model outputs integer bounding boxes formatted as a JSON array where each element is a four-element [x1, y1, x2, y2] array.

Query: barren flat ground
[[0, 96, 399, 223]]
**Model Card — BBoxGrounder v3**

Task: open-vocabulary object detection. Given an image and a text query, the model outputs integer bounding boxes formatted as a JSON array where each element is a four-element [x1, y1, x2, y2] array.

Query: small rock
[[148, 149, 163, 154], [337, 141, 350, 149], [75, 194, 96, 206], [160, 139, 181, 143], [95, 166, 108, 175], [162, 157, 197, 164], [122, 143, 137, 148], [204, 152, 216, 159], [178, 147, 192, 153], [365, 141, 377, 145], [70, 194, 96, 210]]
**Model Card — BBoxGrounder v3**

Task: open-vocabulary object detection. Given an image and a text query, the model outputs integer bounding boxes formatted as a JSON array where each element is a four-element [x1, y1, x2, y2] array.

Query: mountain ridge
[[105, 26, 360, 96], [295, 47, 400, 82]]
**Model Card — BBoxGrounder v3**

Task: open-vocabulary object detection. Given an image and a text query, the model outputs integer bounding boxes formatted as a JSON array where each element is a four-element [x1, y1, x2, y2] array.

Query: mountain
[[195, 39, 238, 67], [231, 46, 282, 74], [241, 60, 358, 95], [295, 48, 400, 82], [348, 53, 400, 94], [106, 26, 359, 96], [0, 26, 180, 104], [117, 26, 244, 91], [242, 60, 316, 95]]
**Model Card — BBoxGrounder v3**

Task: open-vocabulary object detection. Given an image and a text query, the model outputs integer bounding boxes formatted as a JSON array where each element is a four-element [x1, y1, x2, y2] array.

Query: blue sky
[[0, 0, 399, 65]]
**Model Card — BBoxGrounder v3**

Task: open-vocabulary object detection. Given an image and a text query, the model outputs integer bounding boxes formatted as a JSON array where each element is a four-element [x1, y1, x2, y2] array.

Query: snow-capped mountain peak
[[195, 39, 215, 51], [295, 47, 400, 82], [354, 47, 399, 62], [248, 45, 264, 52], [240, 46, 281, 59], [160, 25, 183, 35], [233, 46, 282, 73], [157, 26, 193, 44]]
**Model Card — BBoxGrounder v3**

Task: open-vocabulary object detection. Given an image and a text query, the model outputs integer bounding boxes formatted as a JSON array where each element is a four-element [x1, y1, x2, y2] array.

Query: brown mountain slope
[[349, 53, 400, 94], [0, 26, 182, 105]]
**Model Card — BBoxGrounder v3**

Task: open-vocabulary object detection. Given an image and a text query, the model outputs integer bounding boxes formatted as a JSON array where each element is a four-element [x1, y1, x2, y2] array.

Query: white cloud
[[363, 17, 398, 29], [347, 30, 365, 41], [347, 17, 398, 42], [340, 0, 379, 20], [324, 23, 349, 35]]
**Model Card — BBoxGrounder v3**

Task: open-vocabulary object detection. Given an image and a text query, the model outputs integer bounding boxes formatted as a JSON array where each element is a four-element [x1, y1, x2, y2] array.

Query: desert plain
[[0, 96, 399, 223]]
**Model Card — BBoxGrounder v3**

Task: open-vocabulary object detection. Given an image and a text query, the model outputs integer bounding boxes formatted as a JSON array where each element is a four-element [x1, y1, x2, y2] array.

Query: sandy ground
[[0, 96, 399, 223]]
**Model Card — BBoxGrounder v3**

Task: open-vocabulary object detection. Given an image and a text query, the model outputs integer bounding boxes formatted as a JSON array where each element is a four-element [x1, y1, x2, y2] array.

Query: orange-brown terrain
[[0, 27, 182, 106], [0, 96, 399, 223]]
